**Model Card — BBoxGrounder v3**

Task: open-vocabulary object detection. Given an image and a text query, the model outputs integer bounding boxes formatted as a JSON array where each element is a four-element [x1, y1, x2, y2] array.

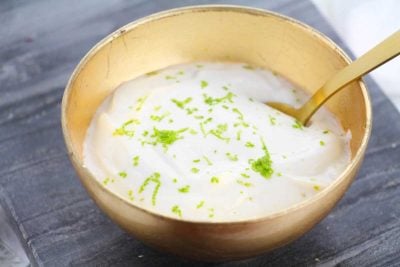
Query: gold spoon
[[267, 30, 400, 125]]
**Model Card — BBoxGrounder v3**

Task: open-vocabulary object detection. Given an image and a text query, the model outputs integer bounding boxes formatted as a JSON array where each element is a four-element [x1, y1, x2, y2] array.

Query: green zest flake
[[171, 205, 182, 218], [171, 97, 192, 109], [178, 185, 190, 193], [208, 208, 215, 218], [282, 155, 287, 159], [196, 200, 205, 209], [128, 190, 134, 201], [177, 70, 184, 75], [241, 173, 250, 178], [313, 185, 321, 191], [133, 156, 140, 167], [250, 138, 274, 179], [203, 117, 213, 124], [199, 122, 207, 137], [103, 177, 111, 185], [194, 115, 204, 120], [245, 142, 255, 148], [222, 85, 229, 91], [119, 171, 127, 178], [226, 152, 238, 161], [210, 176, 219, 184], [150, 112, 170, 122], [236, 179, 252, 187], [191, 167, 199, 174], [203, 156, 213, 166], [153, 105, 161, 111], [146, 70, 159, 76], [135, 96, 148, 111], [168, 119, 174, 123], [209, 123, 230, 143], [138, 172, 161, 206], [232, 108, 249, 128], [193, 159, 201, 163], [165, 75, 176, 80], [186, 107, 198, 115], [236, 130, 242, 141], [320, 140, 325, 146], [323, 130, 330, 134], [200, 80, 208, 89], [151, 127, 188, 150], [113, 119, 139, 137], [173, 178, 178, 183], [243, 64, 255, 70], [189, 129, 198, 135], [142, 130, 149, 137], [196, 64, 203, 68], [203, 92, 236, 106], [269, 115, 277, 125], [249, 97, 254, 102], [208, 108, 213, 113], [222, 105, 229, 110], [277, 172, 283, 177], [292, 120, 303, 130]]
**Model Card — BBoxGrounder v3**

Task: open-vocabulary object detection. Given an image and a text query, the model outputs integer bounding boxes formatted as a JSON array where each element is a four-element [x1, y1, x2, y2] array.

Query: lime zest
[[128, 189, 134, 201], [203, 92, 236, 106], [210, 176, 219, 184], [245, 142, 255, 148], [171, 97, 192, 109], [133, 156, 140, 167], [113, 119, 140, 137], [269, 115, 277, 125], [138, 172, 161, 206], [151, 127, 188, 150], [249, 138, 274, 179], [150, 111, 170, 122], [178, 185, 190, 193], [236, 179, 252, 187], [171, 205, 182, 218], [226, 152, 238, 161], [202, 156, 213, 166], [135, 96, 148, 111], [118, 171, 127, 178], [201, 80, 208, 89], [292, 120, 303, 130], [241, 173, 250, 178], [209, 123, 230, 143], [196, 200, 205, 209]]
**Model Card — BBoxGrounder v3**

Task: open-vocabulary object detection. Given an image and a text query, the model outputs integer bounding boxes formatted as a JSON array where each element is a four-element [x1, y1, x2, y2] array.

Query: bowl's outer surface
[[62, 6, 371, 261]]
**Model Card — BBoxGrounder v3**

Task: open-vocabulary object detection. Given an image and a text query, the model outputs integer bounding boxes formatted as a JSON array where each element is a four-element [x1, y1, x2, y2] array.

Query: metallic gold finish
[[268, 30, 400, 125], [61, 6, 372, 261]]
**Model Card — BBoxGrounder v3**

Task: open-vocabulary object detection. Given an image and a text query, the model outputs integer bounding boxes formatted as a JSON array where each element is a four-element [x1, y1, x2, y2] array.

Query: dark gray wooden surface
[[0, 0, 399, 266]]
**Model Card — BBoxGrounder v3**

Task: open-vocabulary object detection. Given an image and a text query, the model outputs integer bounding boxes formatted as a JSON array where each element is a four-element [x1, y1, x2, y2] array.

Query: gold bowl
[[61, 5, 371, 261]]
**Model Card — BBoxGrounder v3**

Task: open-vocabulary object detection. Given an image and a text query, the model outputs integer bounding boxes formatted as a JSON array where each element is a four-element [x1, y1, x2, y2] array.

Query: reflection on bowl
[[61, 5, 371, 261]]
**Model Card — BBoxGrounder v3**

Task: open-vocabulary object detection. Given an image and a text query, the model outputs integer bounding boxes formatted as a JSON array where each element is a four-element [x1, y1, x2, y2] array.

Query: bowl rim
[[61, 4, 372, 225]]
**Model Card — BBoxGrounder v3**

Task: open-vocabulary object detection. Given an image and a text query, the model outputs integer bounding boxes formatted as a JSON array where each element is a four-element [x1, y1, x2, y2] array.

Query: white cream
[[84, 62, 351, 222]]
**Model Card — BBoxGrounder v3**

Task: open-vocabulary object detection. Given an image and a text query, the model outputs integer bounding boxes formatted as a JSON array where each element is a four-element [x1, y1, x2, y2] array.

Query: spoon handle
[[299, 30, 400, 124]]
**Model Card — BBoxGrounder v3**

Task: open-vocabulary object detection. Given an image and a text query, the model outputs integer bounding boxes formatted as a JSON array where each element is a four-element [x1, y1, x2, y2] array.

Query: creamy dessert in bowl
[[62, 6, 371, 261], [84, 62, 351, 222]]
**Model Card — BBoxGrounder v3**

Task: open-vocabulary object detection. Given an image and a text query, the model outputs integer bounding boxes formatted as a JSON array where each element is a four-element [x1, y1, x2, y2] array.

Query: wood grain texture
[[0, 0, 399, 266]]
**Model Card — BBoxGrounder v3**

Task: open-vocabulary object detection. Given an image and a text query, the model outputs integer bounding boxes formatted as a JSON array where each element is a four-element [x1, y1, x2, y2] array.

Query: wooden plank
[[0, 0, 399, 266]]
